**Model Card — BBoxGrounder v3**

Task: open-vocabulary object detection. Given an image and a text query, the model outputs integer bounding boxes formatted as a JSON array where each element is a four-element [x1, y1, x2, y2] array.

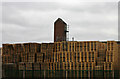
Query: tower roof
[[54, 18, 67, 25]]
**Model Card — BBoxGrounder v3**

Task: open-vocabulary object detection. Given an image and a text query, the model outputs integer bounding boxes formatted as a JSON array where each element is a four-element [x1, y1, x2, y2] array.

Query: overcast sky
[[1, 2, 118, 47]]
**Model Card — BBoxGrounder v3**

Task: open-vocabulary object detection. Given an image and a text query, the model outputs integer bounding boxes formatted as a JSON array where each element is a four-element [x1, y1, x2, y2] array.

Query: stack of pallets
[[26, 62, 33, 70], [18, 62, 26, 70]]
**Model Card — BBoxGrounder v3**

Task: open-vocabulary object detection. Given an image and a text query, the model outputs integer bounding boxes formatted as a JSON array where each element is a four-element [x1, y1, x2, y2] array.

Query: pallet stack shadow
[[2, 43, 53, 71]]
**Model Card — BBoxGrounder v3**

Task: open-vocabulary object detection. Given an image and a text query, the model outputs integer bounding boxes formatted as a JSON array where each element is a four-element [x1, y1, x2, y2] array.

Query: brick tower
[[54, 18, 68, 42]]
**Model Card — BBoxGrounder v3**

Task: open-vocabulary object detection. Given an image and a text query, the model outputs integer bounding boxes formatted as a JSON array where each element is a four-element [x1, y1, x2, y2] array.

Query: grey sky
[[1, 2, 118, 47]]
